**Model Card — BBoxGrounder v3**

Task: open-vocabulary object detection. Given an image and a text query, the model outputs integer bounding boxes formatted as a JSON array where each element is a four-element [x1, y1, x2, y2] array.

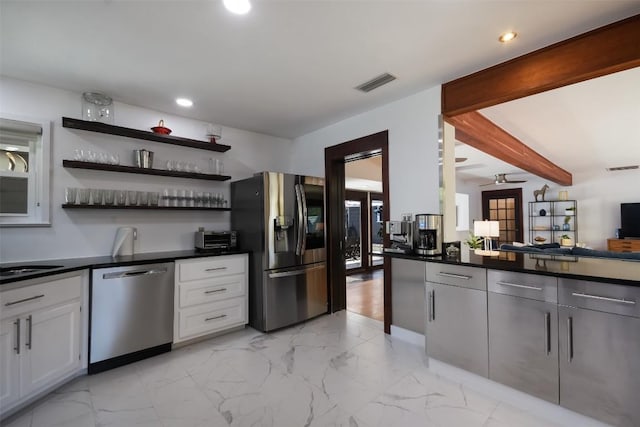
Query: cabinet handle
[[544, 312, 550, 355], [567, 317, 573, 363], [205, 288, 227, 294], [14, 318, 20, 355], [496, 281, 542, 291], [437, 272, 472, 280], [571, 292, 636, 305], [26, 315, 33, 350], [428, 290, 435, 321], [205, 314, 227, 322], [5, 294, 45, 306], [205, 267, 227, 272]]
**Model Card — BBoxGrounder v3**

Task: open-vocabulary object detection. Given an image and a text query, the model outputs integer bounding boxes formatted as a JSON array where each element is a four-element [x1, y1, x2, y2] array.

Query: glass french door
[[482, 188, 524, 247], [345, 195, 364, 270]]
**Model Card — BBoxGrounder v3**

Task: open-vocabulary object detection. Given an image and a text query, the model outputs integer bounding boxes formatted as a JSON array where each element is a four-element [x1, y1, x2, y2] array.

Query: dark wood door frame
[[325, 131, 391, 333]]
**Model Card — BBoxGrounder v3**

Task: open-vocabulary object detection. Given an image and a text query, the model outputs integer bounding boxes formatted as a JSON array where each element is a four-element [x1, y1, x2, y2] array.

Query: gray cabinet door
[[488, 293, 558, 403], [425, 282, 488, 377], [559, 306, 640, 427]]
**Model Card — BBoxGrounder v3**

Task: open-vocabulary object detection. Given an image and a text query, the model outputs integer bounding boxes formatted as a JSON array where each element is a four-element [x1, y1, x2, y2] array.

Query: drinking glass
[[114, 190, 126, 206], [78, 188, 90, 204], [104, 189, 115, 205], [195, 191, 203, 207], [65, 187, 78, 204], [177, 189, 187, 207], [90, 189, 104, 205], [148, 191, 159, 206], [170, 189, 178, 207], [203, 192, 212, 208], [73, 149, 84, 161], [127, 190, 138, 206], [186, 190, 195, 207], [137, 190, 148, 206]]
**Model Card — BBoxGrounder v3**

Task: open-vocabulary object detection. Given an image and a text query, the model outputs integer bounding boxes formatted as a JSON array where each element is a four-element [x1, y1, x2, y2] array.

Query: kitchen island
[[383, 249, 640, 427]]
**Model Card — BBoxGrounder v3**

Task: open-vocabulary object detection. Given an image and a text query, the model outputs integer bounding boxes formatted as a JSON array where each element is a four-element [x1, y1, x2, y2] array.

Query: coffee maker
[[414, 214, 443, 256], [384, 214, 414, 254]]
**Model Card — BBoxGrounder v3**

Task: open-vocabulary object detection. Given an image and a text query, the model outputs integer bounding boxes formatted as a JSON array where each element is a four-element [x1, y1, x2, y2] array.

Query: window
[[0, 115, 51, 226]]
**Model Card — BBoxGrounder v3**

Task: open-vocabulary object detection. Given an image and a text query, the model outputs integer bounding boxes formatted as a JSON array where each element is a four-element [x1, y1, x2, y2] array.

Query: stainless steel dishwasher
[[89, 262, 174, 374]]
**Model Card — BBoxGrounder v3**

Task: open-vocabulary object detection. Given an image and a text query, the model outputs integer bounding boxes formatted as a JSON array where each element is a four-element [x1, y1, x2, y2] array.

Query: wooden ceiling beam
[[446, 112, 573, 186], [442, 14, 640, 116]]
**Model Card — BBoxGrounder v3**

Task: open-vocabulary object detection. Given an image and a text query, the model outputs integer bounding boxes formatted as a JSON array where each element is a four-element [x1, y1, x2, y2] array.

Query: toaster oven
[[195, 230, 237, 251]]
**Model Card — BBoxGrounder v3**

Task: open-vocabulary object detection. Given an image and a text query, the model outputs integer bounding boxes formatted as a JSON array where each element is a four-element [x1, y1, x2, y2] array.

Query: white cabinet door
[[0, 317, 21, 411], [21, 301, 81, 396]]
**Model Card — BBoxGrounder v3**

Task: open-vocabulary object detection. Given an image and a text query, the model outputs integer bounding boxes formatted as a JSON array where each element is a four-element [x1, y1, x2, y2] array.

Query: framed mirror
[[0, 114, 51, 226]]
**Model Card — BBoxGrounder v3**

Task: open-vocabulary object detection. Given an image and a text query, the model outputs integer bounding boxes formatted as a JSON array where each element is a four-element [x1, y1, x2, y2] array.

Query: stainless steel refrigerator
[[231, 172, 327, 332]]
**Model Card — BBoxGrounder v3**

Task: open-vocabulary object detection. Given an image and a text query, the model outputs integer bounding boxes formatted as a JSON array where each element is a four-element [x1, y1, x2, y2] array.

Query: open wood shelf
[[62, 204, 230, 211], [62, 160, 231, 181], [62, 117, 231, 153]]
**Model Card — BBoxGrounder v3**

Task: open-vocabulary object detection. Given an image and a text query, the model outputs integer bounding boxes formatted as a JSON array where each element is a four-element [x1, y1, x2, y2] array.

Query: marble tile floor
[[2, 311, 581, 427]]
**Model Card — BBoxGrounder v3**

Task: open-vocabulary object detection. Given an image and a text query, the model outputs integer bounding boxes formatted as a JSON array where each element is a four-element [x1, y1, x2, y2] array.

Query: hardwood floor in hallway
[[346, 269, 384, 321]]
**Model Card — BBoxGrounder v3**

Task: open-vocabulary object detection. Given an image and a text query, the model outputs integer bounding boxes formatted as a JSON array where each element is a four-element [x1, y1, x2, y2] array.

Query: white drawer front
[[178, 255, 246, 283], [176, 297, 246, 342], [0, 274, 82, 319], [178, 274, 246, 308]]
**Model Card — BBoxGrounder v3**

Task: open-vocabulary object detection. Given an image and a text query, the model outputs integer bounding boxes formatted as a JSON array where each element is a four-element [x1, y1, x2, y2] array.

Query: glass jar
[[82, 92, 114, 124]]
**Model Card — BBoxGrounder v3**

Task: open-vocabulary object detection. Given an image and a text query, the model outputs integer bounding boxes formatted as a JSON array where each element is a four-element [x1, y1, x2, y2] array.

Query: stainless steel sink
[[0, 265, 63, 277]]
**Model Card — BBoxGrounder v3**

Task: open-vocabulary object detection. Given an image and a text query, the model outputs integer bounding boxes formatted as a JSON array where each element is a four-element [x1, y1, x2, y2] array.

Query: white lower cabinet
[[174, 254, 248, 344], [0, 272, 85, 418]]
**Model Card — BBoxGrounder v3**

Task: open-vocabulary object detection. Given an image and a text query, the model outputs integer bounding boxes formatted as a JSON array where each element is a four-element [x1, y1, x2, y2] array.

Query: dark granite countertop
[[0, 249, 251, 286], [380, 250, 640, 287]]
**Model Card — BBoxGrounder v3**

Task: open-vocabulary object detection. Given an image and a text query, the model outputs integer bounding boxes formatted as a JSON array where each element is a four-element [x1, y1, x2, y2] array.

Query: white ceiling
[[455, 66, 640, 186], [1, 1, 638, 139]]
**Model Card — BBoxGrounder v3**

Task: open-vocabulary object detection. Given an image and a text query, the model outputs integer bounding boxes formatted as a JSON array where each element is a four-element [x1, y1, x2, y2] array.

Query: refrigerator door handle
[[300, 184, 308, 255], [294, 184, 304, 256], [268, 265, 325, 279]]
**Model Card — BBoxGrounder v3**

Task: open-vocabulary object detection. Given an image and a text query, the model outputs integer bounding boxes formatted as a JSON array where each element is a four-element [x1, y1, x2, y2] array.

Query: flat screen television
[[621, 203, 640, 238]]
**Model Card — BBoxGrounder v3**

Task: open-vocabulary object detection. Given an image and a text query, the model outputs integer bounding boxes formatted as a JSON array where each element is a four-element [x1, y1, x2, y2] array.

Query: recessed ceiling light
[[499, 31, 517, 43], [176, 98, 193, 107], [224, 0, 251, 15]]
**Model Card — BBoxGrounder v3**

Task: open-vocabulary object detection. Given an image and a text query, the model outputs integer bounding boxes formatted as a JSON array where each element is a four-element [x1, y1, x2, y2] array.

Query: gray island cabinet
[[425, 263, 488, 377], [558, 278, 640, 427], [487, 270, 559, 403], [400, 250, 640, 427]]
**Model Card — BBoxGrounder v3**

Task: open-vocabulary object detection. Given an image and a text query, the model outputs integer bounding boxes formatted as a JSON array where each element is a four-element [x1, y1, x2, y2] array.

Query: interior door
[[482, 188, 523, 246]]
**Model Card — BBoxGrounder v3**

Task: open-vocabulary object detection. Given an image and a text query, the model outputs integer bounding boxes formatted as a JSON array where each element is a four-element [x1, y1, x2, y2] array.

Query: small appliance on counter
[[414, 214, 443, 256], [383, 216, 414, 254], [111, 226, 137, 257], [194, 228, 237, 251]]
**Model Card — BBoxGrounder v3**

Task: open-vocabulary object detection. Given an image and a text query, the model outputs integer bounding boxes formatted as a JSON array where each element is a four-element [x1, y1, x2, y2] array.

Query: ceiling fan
[[480, 173, 527, 186]]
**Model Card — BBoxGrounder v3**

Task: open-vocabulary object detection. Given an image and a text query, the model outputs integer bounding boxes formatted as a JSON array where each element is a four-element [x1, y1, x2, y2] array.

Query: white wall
[[290, 85, 442, 218], [0, 77, 293, 262]]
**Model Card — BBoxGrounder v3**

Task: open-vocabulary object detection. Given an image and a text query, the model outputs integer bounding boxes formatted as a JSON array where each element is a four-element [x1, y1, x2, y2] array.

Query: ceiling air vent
[[606, 165, 639, 171], [355, 73, 396, 93]]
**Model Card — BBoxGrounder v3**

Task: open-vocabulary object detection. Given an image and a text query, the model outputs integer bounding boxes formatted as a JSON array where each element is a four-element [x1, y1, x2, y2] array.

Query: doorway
[[481, 188, 524, 247], [325, 131, 391, 333]]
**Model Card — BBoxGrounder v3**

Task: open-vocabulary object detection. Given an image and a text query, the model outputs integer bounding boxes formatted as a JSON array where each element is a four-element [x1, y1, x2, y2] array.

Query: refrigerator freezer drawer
[[262, 263, 327, 331]]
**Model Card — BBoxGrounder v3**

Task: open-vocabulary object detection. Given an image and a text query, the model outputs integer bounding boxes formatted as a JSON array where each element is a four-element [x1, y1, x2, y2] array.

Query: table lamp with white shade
[[473, 220, 500, 255]]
